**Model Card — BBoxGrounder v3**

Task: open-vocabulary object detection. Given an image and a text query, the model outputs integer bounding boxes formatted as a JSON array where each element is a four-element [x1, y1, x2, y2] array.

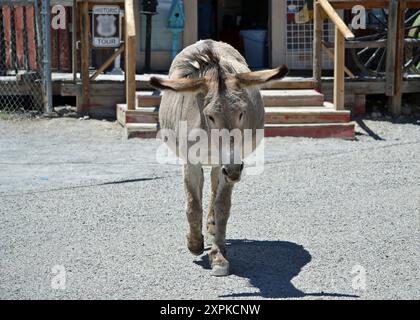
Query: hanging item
[[295, 3, 311, 24], [168, 0, 185, 60]]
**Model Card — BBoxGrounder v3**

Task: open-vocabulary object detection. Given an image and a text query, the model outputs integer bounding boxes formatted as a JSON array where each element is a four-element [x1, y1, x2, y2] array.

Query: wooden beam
[[72, 0, 77, 81], [90, 44, 125, 81], [124, 0, 136, 111], [80, 0, 90, 114], [271, 0, 286, 68], [318, 0, 355, 40], [328, 1, 388, 9], [334, 27, 345, 110], [385, 0, 398, 97], [389, 0, 407, 117], [183, 0, 198, 47], [313, 1, 323, 90], [324, 39, 387, 49]]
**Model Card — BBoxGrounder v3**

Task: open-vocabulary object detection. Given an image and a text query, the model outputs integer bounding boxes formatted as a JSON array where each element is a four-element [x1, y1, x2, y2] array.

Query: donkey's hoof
[[211, 262, 230, 277], [187, 234, 204, 256]]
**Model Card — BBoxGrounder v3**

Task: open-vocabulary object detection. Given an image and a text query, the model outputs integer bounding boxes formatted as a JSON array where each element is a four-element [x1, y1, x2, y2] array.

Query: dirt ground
[[0, 117, 419, 299]]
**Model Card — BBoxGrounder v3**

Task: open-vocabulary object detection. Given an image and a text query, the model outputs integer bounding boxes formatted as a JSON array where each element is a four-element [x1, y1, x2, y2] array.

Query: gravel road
[[0, 117, 419, 299]]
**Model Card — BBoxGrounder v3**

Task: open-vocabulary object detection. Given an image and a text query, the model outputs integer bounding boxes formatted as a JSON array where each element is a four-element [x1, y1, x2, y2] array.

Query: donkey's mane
[[174, 40, 240, 93]]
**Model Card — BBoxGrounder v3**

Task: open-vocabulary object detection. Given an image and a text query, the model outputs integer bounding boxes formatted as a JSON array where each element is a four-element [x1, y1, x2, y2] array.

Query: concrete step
[[136, 89, 325, 108], [264, 122, 355, 139]]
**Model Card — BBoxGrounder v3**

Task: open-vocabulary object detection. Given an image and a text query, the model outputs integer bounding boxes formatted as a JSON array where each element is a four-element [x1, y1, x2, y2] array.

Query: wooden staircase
[[117, 81, 355, 139]]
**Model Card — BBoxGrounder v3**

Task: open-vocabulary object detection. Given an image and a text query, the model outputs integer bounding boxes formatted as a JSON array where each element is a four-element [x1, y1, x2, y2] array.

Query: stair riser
[[266, 114, 350, 124], [263, 96, 324, 107], [125, 112, 349, 125], [126, 130, 159, 139], [125, 126, 354, 140], [135, 96, 161, 108], [136, 96, 325, 108], [265, 125, 355, 139], [126, 113, 159, 124]]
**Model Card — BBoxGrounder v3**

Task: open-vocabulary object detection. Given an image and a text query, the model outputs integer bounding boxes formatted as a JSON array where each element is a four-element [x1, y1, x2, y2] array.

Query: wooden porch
[[63, 0, 420, 138]]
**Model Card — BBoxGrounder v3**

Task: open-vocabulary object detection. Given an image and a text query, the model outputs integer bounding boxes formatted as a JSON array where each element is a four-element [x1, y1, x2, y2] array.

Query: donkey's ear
[[235, 65, 289, 88], [149, 77, 207, 93]]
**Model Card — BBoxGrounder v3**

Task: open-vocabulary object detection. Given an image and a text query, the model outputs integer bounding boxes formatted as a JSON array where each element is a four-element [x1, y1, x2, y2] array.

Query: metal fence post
[[42, 0, 52, 114]]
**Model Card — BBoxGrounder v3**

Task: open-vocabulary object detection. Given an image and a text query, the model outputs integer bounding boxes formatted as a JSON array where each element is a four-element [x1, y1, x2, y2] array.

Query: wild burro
[[151, 40, 288, 276]]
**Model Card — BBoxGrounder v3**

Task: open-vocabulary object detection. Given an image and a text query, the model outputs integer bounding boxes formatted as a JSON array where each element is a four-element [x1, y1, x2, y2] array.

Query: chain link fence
[[0, 0, 45, 114]]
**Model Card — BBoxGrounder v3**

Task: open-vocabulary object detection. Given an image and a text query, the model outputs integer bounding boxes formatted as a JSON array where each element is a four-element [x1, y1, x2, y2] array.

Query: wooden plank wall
[[1, 4, 71, 72]]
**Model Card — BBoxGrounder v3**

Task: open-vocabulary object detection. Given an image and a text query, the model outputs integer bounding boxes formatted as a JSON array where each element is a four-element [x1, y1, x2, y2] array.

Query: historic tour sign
[[92, 5, 121, 47]]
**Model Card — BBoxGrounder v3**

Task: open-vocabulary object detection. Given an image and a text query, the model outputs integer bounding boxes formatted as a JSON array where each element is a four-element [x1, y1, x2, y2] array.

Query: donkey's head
[[151, 61, 288, 182]]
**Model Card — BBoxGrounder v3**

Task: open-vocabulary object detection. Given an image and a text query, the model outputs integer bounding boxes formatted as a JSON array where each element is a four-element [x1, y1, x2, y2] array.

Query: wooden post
[[334, 26, 345, 110], [72, 0, 77, 81], [79, 0, 90, 114], [183, 0, 197, 47], [313, 1, 323, 90], [125, 0, 136, 111], [389, 0, 406, 117], [271, 0, 286, 68]]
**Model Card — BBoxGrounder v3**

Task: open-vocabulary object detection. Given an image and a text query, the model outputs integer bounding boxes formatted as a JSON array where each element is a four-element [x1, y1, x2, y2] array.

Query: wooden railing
[[124, 0, 137, 110], [313, 0, 355, 110], [314, 0, 419, 116]]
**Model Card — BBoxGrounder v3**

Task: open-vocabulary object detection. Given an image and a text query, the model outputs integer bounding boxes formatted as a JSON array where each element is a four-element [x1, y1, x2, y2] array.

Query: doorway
[[197, 0, 269, 69]]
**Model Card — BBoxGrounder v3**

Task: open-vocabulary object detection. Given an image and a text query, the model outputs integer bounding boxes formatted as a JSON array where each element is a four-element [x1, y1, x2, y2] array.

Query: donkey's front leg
[[206, 166, 220, 245], [209, 172, 234, 276], [184, 163, 204, 256]]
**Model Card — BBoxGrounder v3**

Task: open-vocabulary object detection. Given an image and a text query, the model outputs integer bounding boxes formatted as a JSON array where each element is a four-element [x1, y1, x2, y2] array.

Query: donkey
[[150, 40, 288, 276]]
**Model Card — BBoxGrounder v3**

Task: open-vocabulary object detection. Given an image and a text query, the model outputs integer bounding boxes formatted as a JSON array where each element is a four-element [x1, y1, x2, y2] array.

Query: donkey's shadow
[[194, 239, 359, 299]]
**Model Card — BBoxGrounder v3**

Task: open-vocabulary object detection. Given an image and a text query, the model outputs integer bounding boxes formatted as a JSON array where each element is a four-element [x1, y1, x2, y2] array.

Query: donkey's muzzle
[[221, 162, 244, 183]]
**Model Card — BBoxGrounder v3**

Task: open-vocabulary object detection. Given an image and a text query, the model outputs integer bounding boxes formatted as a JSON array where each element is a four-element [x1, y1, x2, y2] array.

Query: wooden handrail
[[124, 0, 136, 111], [313, 0, 356, 110], [318, 0, 355, 40]]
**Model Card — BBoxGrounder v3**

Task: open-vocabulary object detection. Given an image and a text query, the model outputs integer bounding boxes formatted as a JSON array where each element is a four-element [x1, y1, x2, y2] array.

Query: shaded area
[[355, 119, 385, 141], [1, 176, 166, 197], [195, 239, 359, 299]]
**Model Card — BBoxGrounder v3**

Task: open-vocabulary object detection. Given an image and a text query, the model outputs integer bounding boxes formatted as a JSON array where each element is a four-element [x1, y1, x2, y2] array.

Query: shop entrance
[[197, 0, 269, 69]]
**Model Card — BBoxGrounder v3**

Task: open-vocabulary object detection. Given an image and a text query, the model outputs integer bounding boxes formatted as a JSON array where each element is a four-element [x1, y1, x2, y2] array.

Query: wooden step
[[136, 89, 324, 108], [264, 123, 355, 139], [264, 107, 350, 124], [120, 104, 348, 125], [123, 122, 355, 140], [264, 78, 316, 90], [136, 75, 317, 90], [124, 123, 159, 139], [117, 104, 159, 125], [135, 91, 161, 108], [261, 90, 324, 107]]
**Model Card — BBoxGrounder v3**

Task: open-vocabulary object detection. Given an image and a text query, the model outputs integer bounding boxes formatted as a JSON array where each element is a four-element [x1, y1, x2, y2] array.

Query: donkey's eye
[[239, 112, 244, 121], [208, 115, 215, 123]]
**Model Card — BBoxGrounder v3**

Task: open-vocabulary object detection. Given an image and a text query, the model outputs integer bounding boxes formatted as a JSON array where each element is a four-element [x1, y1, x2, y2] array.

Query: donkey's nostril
[[222, 167, 228, 176], [240, 161, 244, 172]]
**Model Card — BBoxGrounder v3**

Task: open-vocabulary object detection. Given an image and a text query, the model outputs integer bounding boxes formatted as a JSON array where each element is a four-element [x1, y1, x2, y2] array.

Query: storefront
[[137, 0, 335, 72]]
